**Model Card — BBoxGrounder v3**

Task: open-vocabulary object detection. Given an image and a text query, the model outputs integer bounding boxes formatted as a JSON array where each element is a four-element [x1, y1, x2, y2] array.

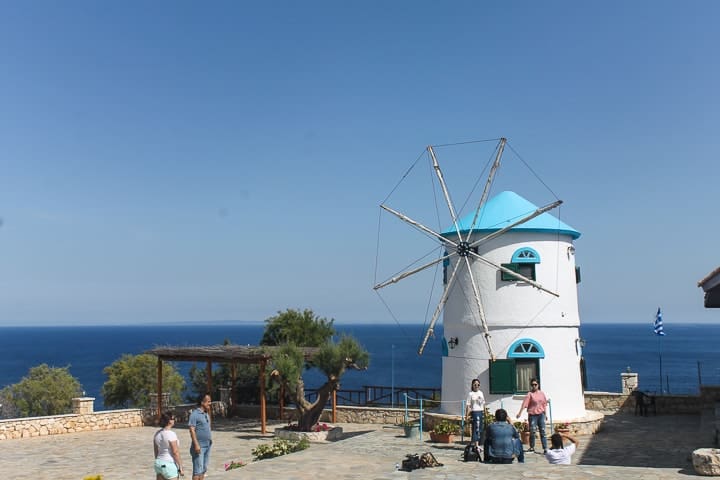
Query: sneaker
[[526, 447, 535, 453], [543, 449, 547, 454]]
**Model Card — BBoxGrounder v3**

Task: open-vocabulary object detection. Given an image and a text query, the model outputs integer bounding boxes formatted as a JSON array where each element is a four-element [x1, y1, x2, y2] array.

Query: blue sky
[[1, 1, 718, 326]]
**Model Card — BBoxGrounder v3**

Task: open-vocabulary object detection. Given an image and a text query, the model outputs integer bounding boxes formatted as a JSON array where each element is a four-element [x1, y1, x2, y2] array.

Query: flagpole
[[654, 307, 665, 393], [658, 334, 663, 393]]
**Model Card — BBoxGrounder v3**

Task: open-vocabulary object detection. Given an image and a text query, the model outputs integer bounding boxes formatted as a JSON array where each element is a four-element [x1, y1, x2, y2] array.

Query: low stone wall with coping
[[584, 388, 720, 415], [0, 409, 143, 440], [3, 387, 719, 442], [232, 404, 421, 426]]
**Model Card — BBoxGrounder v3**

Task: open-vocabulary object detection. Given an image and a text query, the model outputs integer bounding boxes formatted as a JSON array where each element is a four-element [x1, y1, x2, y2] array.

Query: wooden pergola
[[147, 344, 319, 434]]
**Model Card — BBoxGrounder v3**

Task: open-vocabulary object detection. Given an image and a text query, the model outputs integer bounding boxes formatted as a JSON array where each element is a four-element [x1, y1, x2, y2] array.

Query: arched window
[[489, 339, 544, 394], [507, 338, 545, 357], [511, 247, 540, 263], [502, 247, 540, 282]]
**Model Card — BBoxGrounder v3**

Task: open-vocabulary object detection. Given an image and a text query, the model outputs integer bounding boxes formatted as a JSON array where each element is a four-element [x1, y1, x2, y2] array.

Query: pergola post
[[157, 358, 163, 425], [332, 389, 337, 423], [279, 384, 285, 420], [231, 362, 237, 415], [205, 361, 213, 395], [260, 359, 267, 434], [205, 361, 212, 419]]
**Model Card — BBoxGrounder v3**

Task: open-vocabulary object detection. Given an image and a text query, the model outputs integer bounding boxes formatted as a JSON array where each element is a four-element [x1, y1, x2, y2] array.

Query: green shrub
[[251, 438, 309, 460], [2, 364, 82, 417]]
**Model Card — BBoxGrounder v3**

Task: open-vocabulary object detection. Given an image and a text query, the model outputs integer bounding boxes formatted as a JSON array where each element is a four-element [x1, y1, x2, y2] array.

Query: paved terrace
[[0, 413, 713, 479]]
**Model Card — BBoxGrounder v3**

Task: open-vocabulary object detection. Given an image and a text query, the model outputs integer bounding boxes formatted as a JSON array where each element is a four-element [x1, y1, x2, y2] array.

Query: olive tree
[[270, 335, 369, 431], [102, 354, 184, 408], [1, 364, 82, 417], [261, 308, 335, 347]]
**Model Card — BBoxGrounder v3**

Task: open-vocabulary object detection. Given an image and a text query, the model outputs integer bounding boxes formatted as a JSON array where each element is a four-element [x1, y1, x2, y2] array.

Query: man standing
[[516, 378, 548, 453], [189, 394, 212, 480]]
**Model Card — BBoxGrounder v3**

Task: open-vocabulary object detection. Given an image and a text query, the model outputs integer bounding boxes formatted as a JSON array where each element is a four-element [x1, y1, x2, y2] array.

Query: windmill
[[374, 137, 587, 419], [373, 138, 563, 358]]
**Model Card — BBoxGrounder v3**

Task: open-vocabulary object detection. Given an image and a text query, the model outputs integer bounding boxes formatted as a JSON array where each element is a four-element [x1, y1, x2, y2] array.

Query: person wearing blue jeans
[[483, 409, 524, 464], [528, 413, 548, 453], [516, 378, 548, 453], [189, 394, 213, 480], [465, 379, 485, 451]]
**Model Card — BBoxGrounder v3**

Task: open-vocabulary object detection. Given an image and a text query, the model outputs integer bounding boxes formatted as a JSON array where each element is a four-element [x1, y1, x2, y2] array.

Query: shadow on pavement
[[578, 413, 708, 469]]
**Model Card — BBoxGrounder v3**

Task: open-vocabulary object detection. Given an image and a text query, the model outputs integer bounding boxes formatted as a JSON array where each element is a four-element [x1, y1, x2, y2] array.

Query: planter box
[[430, 432, 454, 443], [274, 426, 343, 442]]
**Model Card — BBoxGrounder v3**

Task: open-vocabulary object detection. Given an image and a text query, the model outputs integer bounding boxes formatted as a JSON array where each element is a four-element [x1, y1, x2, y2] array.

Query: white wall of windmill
[[442, 232, 580, 329], [438, 231, 585, 418], [440, 325, 587, 418]]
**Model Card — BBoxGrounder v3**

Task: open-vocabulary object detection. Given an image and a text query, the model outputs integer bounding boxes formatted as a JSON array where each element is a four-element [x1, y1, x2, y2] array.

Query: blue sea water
[[1, 322, 719, 411]]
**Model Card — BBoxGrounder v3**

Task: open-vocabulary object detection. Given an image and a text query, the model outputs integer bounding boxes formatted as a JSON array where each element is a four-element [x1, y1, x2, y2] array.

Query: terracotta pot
[[430, 432, 454, 443], [520, 431, 530, 445]]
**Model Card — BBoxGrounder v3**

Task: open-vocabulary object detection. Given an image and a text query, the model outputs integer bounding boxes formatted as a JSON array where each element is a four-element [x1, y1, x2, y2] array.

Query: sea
[[1, 322, 719, 412]]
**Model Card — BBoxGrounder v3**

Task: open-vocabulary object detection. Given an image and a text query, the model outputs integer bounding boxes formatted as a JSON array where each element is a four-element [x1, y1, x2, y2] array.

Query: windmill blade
[[462, 255, 495, 360], [428, 146, 464, 238], [468, 250, 559, 297], [380, 204, 458, 248], [418, 257, 463, 355], [373, 250, 454, 290], [463, 138, 506, 243], [468, 200, 563, 250]]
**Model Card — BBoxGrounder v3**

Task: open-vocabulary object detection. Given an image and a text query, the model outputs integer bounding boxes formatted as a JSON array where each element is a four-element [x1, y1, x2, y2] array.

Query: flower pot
[[430, 432, 454, 443], [520, 431, 530, 445], [403, 425, 420, 439]]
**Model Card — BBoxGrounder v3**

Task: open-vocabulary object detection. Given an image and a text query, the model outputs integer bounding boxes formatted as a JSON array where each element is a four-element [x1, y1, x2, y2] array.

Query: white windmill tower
[[374, 138, 587, 422]]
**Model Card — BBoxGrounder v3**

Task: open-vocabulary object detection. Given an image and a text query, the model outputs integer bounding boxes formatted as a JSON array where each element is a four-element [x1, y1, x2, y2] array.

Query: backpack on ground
[[400, 454, 422, 471], [463, 444, 482, 462], [400, 452, 443, 471], [420, 451, 443, 467]]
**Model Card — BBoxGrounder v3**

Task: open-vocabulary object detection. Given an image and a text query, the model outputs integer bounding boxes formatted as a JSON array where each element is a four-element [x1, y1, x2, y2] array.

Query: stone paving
[[0, 413, 713, 479]]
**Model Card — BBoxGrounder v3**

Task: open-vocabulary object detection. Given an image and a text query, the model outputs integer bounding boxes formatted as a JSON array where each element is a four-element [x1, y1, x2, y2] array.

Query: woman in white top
[[154, 412, 184, 480], [545, 432, 580, 465], [465, 379, 486, 449]]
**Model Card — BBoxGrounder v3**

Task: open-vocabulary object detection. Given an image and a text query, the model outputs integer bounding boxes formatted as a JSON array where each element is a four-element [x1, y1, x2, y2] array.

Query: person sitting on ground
[[545, 432, 580, 465], [483, 408, 524, 464]]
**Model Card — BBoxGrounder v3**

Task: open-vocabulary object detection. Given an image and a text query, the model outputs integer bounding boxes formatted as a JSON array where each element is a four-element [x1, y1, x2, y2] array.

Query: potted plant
[[399, 419, 420, 439], [554, 422, 570, 434], [430, 420, 459, 443], [514, 420, 530, 445]]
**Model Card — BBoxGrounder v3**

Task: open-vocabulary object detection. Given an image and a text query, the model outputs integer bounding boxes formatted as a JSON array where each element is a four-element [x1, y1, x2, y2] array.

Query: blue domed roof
[[442, 191, 581, 239]]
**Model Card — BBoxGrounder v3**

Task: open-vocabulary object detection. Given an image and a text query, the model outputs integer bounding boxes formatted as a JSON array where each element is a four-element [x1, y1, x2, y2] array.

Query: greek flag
[[653, 307, 665, 336]]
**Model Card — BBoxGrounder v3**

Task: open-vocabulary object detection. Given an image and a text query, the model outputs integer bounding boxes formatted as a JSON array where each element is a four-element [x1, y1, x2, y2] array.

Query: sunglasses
[[531, 383, 538, 387]]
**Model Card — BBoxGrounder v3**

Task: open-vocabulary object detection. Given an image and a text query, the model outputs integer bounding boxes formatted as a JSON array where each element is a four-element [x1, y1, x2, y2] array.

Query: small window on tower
[[502, 247, 540, 282]]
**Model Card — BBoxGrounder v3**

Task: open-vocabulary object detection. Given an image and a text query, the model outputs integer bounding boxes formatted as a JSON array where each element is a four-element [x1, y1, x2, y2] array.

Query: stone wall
[[232, 404, 421, 425], [0, 409, 143, 440], [3, 386, 719, 442], [584, 391, 635, 414], [584, 386, 720, 415]]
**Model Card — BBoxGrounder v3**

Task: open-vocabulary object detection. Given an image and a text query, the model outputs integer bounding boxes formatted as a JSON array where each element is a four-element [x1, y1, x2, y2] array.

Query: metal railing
[[304, 385, 440, 408]]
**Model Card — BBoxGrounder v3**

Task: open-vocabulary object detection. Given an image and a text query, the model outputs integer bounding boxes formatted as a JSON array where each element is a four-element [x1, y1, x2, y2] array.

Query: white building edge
[[439, 190, 586, 422]]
